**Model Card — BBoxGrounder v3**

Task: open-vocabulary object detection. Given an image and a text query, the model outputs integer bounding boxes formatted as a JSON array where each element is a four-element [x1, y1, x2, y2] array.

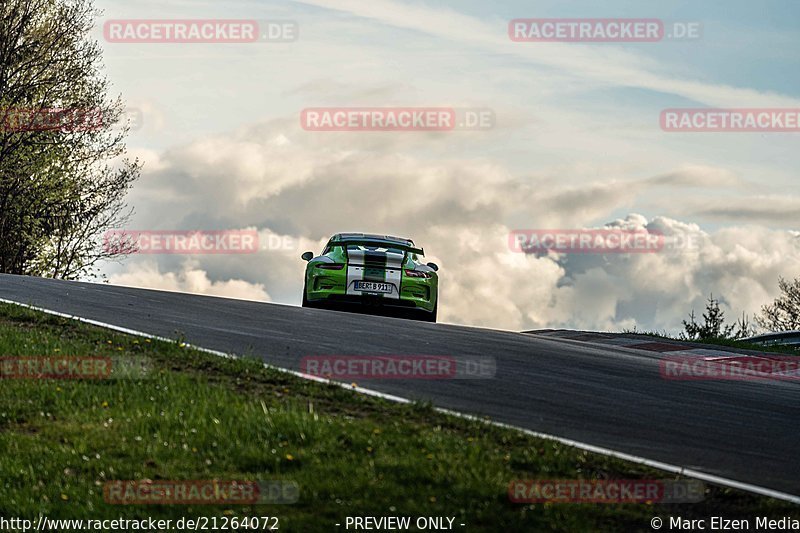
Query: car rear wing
[[331, 241, 424, 256]]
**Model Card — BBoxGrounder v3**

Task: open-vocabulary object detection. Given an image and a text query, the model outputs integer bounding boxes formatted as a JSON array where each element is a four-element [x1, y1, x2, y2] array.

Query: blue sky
[[94, 0, 800, 332]]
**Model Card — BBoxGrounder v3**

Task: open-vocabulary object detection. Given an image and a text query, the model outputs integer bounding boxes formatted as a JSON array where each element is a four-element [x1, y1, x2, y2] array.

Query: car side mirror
[[426, 262, 439, 272], [301, 251, 314, 261]]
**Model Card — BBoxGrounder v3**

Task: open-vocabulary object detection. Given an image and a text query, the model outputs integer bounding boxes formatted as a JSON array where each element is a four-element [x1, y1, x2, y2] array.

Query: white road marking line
[[1, 296, 798, 505]]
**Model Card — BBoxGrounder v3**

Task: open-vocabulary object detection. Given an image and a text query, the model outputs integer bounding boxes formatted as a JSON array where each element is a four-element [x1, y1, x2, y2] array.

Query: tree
[[681, 293, 736, 341], [0, 0, 139, 279], [756, 276, 800, 332], [732, 311, 757, 340]]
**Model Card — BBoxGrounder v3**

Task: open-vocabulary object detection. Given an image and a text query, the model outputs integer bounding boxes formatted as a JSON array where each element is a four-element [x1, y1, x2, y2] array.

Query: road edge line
[[1, 296, 798, 505]]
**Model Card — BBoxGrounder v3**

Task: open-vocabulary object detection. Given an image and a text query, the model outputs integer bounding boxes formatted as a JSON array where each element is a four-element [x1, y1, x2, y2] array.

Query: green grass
[[0, 303, 797, 532], [620, 328, 800, 356]]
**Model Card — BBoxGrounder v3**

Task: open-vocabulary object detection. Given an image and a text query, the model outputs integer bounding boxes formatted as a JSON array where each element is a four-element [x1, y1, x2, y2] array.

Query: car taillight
[[316, 263, 345, 270], [405, 269, 431, 278]]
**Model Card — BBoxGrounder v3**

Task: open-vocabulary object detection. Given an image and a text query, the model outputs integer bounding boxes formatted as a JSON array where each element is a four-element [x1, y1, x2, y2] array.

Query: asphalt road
[[1, 273, 798, 497]]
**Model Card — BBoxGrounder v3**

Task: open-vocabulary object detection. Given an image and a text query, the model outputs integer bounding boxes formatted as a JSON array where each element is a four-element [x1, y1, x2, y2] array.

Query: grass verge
[[620, 328, 800, 356], [0, 303, 797, 532]]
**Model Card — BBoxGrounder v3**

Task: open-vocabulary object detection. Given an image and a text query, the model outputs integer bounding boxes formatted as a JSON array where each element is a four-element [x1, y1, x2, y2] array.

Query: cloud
[[645, 165, 746, 189], [526, 216, 800, 333], [109, 260, 271, 302], [677, 196, 800, 225], [107, 117, 800, 334]]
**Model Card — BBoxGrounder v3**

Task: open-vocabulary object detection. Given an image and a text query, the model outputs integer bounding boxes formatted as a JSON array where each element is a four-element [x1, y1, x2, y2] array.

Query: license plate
[[354, 281, 393, 294]]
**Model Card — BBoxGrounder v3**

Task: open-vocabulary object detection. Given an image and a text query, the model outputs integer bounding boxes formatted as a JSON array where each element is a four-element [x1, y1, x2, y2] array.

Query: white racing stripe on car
[[384, 250, 404, 300], [383, 250, 405, 269], [384, 268, 401, 299], [346, 248, 365, 296], [346, 247, 405, 298]]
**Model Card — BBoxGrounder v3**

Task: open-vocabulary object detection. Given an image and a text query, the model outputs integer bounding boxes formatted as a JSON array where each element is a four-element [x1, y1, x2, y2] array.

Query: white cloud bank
[[106, 118, 800, 333], [110, 260, 271, 302]]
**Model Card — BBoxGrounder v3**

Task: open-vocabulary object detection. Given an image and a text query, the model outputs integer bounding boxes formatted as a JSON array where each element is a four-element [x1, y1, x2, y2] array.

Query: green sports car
[[301, 233, 439, 322]]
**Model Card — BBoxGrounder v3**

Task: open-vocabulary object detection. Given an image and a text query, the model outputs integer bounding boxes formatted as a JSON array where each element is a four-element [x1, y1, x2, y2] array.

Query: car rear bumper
[[306, 267, 436, 313], [307, 291, 435, 313]]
